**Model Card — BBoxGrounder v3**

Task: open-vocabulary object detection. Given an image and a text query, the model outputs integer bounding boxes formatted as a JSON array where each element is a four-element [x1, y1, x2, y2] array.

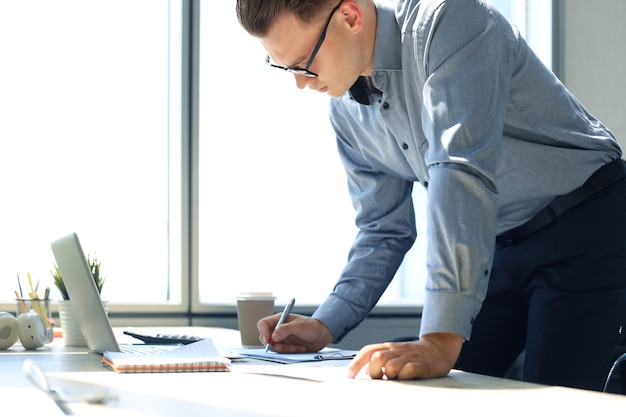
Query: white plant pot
[[57, 299, 108, 347]]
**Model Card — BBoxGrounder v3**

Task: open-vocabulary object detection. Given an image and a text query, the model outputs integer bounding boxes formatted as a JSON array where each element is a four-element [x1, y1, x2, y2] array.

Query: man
[[235, 0, 626, 391]]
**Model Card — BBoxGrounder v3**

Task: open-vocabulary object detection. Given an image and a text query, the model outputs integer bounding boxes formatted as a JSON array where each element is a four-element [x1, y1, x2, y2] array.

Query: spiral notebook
[[102, 338, 230, 373]]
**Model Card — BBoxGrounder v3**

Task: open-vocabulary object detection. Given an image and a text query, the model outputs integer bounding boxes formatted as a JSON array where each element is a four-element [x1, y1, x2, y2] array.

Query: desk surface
[[2, 327, 625, 416]]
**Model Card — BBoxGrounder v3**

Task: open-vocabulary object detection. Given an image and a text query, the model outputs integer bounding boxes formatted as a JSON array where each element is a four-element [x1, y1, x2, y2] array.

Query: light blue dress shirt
[[312, 0, 620, 342]]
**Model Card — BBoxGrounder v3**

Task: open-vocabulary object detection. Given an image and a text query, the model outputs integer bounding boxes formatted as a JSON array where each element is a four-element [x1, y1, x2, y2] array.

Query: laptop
[[51, 232, 179, 354]]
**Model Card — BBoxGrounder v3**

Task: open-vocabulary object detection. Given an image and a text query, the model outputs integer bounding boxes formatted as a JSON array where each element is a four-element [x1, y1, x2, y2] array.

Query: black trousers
[[454, 179, 626, 391]]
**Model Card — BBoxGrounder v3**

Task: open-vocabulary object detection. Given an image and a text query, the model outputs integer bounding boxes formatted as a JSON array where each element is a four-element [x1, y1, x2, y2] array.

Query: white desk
[[2, 327, 625, 416]]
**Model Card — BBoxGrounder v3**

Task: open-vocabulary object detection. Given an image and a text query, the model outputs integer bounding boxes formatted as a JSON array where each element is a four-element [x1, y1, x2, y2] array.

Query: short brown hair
[[236, 0, 335, 37]]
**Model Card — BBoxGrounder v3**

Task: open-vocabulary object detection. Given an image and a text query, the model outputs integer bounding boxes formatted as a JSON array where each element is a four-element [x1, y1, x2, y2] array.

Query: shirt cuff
[[312, 295, 362, 343], [419, 290, 482, 340]]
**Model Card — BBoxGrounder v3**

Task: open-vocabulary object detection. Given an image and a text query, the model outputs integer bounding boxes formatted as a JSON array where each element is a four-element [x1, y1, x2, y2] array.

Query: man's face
[[261, 3, 364, 98]]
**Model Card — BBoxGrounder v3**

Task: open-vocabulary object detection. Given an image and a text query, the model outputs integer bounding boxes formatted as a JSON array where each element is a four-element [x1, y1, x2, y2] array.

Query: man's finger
[[347, 343, 388, 378]]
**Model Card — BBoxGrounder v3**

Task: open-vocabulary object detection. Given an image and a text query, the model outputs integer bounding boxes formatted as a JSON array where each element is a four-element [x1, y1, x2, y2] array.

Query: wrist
[[420, 332, 464, 361], [313, 318, 334, 346]]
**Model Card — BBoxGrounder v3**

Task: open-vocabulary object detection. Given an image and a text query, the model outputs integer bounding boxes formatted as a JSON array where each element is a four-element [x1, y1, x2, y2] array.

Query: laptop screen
[[51, 233, 120, 353]]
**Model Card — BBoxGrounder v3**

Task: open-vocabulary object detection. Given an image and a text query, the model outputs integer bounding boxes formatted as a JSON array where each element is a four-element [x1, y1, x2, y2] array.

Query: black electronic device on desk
[[123, 329, 203, 345]]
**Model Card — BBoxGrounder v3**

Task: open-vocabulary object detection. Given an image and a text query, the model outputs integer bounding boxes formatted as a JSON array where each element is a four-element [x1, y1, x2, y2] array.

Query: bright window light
[[0, 0, 182, 304]]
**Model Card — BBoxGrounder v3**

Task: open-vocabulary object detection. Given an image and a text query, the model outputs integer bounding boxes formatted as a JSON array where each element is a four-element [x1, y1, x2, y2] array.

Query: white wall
[[557, 0, 626, 147]]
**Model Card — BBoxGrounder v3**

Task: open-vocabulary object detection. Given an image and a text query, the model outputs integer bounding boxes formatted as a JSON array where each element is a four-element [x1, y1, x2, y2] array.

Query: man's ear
[[338, 0, 364, 34]]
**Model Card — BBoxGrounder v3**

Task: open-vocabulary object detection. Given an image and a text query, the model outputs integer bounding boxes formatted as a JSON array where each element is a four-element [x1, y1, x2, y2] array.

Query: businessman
[[236, 0, 626, 391]]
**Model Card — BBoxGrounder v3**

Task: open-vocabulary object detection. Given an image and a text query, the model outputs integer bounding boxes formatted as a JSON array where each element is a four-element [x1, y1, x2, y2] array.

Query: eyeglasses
[[265, 1, 343, 78]]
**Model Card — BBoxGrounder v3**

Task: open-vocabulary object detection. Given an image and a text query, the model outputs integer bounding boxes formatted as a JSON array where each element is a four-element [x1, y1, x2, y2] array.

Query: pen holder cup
[[15, 298, 54, 344], [236, 293, 275, 348]]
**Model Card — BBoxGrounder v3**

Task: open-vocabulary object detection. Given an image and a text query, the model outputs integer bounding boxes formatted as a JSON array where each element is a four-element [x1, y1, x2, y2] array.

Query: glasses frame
[[265, 1, 343, 78]]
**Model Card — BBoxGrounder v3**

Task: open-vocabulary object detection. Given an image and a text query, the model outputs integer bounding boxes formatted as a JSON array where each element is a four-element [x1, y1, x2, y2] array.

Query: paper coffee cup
[[236, 292, 275, 348]]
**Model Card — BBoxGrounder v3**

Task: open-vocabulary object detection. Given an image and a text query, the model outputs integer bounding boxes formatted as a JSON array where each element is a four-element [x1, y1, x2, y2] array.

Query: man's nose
[[294, 74, 314, 90]]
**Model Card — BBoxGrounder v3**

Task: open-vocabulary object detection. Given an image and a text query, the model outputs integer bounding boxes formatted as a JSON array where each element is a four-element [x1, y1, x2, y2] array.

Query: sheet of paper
[[224, 347, 358, 364]]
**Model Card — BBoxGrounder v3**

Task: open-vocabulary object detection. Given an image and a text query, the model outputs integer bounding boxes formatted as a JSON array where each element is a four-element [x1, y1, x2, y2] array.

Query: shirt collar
[[348, 77, 373, 105], [371, 1, 403, 73]]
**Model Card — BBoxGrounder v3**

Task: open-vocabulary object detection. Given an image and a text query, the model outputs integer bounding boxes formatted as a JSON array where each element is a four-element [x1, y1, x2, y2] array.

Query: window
[[198, 2, 355, 307], [0, 1, 552, 314], [196, 1, 553, 309], [491, 0, 553, 68], [0, 0, 183, 308]]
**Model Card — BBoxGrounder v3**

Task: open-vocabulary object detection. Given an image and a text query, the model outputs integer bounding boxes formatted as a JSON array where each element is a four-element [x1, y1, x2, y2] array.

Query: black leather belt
[[497, 159, 626, 243]]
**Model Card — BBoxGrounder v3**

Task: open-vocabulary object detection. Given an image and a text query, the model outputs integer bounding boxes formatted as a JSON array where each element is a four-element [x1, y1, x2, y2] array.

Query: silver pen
[[265, 298, 295, 353]]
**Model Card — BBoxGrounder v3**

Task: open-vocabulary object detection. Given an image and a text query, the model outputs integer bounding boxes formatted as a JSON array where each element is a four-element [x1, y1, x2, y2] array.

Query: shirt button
[[382, 102, 390, 109], [402, 143, 409, 150]]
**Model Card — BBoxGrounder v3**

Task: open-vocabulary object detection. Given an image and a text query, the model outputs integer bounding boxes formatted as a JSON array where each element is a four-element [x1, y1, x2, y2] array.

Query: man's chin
[[309, 85, 347, 98], [325, 88, 347, 98]]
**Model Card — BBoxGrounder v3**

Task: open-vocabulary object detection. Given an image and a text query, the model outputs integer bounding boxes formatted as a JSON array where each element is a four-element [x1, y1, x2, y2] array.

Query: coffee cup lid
[[237, 292, 275, 300]]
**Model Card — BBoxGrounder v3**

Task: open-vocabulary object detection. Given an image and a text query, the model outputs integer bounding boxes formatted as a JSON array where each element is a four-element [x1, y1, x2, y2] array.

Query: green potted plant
[[51, 253, 106, 346], [51, 253, 105, 299]]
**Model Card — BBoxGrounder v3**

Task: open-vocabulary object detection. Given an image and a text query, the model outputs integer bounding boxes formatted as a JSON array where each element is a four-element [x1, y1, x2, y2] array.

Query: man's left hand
[[347, 332, 464, 380]]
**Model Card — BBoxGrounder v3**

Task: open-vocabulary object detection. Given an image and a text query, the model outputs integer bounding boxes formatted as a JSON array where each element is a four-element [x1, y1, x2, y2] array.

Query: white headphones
[[0, 311, 53, 350]]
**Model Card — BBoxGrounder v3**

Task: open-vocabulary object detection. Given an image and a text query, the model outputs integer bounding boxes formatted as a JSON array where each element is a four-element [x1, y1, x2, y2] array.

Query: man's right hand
[[258, 313, 333, 353]]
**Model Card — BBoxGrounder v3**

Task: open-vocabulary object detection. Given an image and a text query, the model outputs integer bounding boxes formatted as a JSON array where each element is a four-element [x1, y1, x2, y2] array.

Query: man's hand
[[258, 313, 333, 353], [347, 332, 464, 379]]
